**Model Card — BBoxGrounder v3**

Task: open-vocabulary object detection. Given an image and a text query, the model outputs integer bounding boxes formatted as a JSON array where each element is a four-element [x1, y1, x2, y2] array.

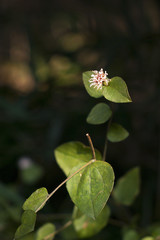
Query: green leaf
[[14, 210, 36, 239], [23, 188, 48, 212], [123, 229, 140, 240], [86, 103, 112, 125], [82, 71, 103, 98], [73, 206, 110, 238], [113, 167, 140, 206], [36, 223, 56, 240], [102, 77, 132, 103], [66, 161, 114, 219], [107, 123, 129, 142], [54, 141, 102, 176]]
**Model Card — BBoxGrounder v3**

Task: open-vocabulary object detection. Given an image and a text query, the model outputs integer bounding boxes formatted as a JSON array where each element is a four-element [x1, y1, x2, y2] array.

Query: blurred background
[[0, 0, 160, 239]]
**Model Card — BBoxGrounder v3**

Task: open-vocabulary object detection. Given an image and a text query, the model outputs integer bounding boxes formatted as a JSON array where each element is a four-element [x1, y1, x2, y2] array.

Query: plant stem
[[44, 220, 73, 240], [103, 116, 112, 161], [35, 159, 95, 213], [86, 133, 96, 160]]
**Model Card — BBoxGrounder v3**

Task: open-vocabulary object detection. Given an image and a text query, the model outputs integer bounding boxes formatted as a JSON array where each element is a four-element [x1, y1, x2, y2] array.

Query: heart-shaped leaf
[[103, 77, 132, 103], [54, 141, 102, 176], [14, 210, 36, 239], [73, 205, 110, 238], [107, 123, 129, 142], [83, 71, 103, 98], [36, 223, 56, 240], [113, 167, 140, 205], [67, 161, 114, 219], [23, 188, 48, 212], [86, 103, 112, 125]]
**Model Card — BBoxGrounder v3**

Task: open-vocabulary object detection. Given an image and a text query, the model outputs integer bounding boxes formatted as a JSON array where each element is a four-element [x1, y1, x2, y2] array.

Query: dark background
[[0, 0, 160, 239]]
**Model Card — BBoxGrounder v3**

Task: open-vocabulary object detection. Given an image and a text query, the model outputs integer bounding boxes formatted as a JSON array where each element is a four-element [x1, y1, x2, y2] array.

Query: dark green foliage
[[86, 103, 112, 125], [107, 123, 129, 142], [14, 211, 36, 239], [113, 167, 140, 205]]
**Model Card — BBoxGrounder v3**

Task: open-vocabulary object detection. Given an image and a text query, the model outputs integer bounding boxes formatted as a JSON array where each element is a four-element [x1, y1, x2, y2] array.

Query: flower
[[89, 68, 110, 89]]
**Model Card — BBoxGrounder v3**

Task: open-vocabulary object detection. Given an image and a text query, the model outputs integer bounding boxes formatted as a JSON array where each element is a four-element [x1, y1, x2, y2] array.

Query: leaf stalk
[[35, 160, 95, 213]]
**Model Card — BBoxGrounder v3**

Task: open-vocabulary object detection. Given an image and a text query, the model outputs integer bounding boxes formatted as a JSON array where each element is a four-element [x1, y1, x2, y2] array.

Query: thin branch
[[44, 220, 73, 240], [35, 159, 95, 213], [86, 133, 96, 160]]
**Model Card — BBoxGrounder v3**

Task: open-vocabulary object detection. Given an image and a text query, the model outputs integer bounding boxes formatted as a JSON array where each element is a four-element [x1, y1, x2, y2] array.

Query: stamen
[[89, 68, 110, 89]]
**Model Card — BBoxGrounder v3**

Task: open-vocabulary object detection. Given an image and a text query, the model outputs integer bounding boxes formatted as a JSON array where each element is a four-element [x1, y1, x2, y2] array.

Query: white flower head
[[89, 68, 110, 89]]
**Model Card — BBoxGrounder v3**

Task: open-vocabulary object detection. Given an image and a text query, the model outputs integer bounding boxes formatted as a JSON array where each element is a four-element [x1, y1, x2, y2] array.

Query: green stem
[[35, 159, 95, 213], [103, 116, 112, 161]]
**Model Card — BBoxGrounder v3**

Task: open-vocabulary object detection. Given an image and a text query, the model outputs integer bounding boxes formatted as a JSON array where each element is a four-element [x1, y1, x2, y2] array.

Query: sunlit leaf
[[73, 206, 110, 238], [14, 210, 36, 239], [54, 141, 102, 176], [107, 123, 129, 142], [82, 71, 103, 98], [67, 161, 114, 219], [86, 103, 112, 125], [113, 167, 140, 206], [23, 188, 48, 212], [36, 223, 56, 240], [103, 77, 132, 103]]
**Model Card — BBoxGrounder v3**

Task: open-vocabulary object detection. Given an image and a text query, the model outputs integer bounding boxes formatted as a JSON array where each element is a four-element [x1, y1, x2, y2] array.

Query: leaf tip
[[127, 96, 132, 103]]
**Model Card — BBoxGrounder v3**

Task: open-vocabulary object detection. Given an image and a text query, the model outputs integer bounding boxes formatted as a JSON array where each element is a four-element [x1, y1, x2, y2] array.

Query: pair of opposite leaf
[[83, 69, 132, 103], [85, 69, 131, 142]]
